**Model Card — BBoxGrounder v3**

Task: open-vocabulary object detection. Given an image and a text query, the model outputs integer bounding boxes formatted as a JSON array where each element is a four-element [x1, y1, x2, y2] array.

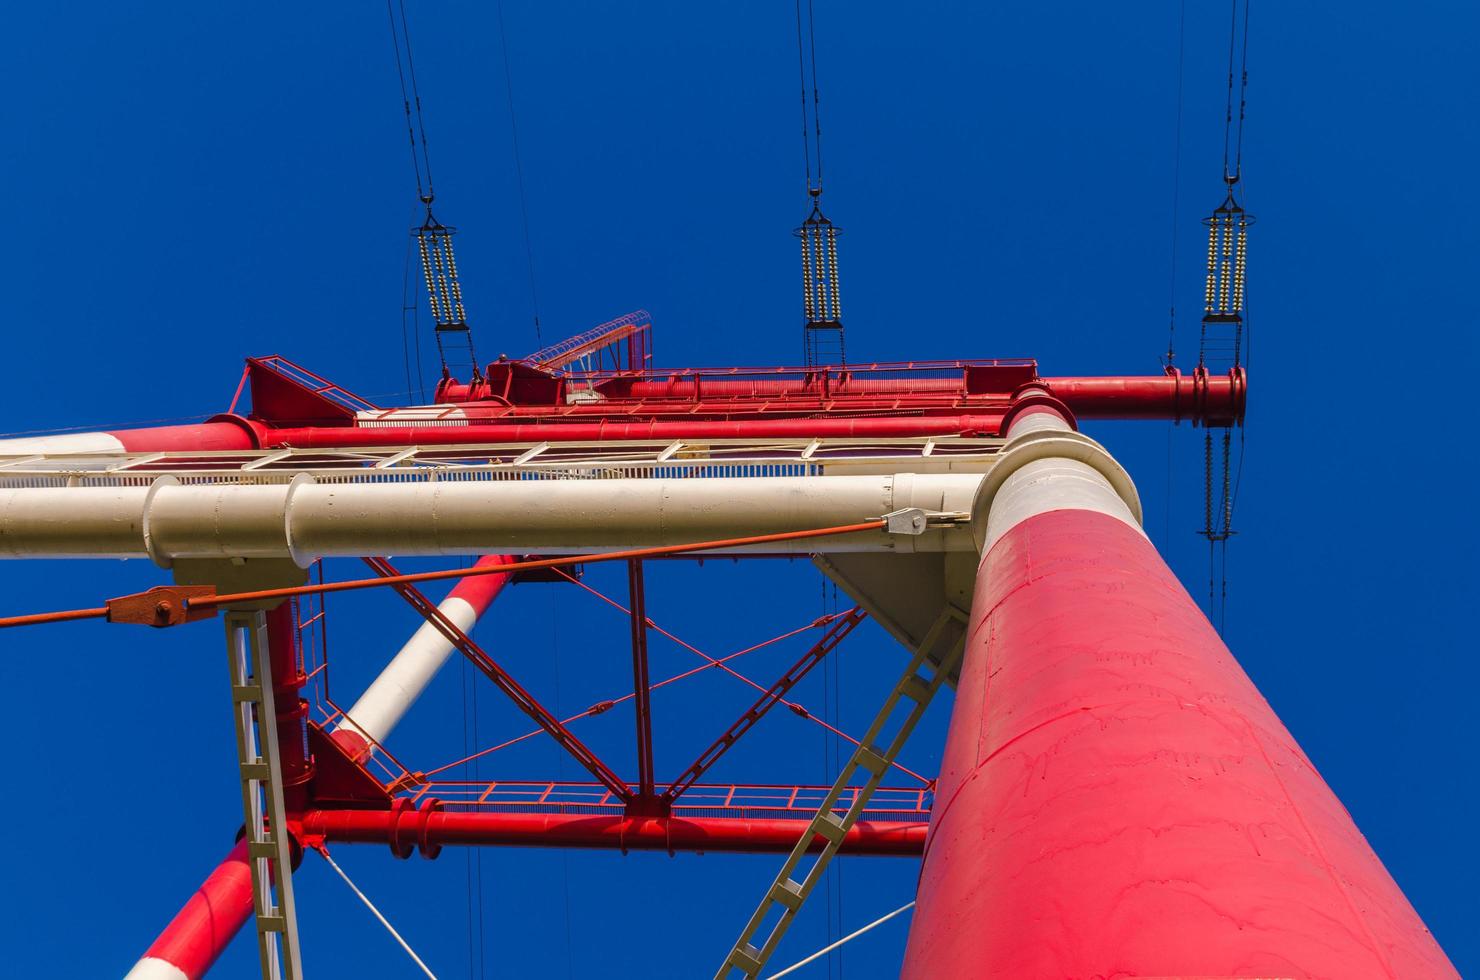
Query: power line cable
[[794, 0, 813, 189], [806, 0, 824, 190], [394, 0, 436, 202], [386, 0, 426, 201]]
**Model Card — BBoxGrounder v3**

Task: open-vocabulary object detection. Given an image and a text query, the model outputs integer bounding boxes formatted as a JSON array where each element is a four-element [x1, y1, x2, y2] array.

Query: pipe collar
[[970, 429, 1142, 553]]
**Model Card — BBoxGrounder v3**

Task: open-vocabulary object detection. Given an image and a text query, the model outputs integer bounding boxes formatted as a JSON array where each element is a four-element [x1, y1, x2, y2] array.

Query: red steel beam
[[127, 841, 255, 980], [362, 557, 632, 802], [298, 809, 926, 856], [627, 560, 657, 805], [265, 602, 312, 809], [662, 607, 865, 805], [63, 369, 1246, 455]]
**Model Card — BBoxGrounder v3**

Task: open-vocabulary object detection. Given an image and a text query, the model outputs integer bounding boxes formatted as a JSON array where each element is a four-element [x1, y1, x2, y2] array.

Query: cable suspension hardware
[[417, 210, 481, 383], [387, 0, 482, 385], [798, 199, 844, 368], [793, 0, 845, 368], [1195, 0, 1253, 628]]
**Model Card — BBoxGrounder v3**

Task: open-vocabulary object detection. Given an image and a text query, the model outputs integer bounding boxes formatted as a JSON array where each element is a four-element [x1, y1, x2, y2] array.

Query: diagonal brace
[[363, 557, 631, 802], [662, 607, 866, 806]]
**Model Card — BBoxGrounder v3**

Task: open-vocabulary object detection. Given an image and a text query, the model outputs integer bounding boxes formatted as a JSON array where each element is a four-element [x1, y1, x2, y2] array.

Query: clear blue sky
[[1, 2, 1474, 977]]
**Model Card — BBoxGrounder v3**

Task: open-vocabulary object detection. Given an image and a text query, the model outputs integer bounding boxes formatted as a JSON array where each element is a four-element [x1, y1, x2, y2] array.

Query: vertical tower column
[[901, 403, 1456, 978]]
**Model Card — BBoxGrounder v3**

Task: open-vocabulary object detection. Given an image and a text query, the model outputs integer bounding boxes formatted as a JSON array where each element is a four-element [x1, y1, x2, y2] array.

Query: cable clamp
[[882, 508, 970, 535], [105, 585, 218, 627]]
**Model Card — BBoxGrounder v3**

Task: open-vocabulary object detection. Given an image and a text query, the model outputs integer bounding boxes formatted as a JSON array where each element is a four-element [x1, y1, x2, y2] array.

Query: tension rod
[[0, 519, 890, 630]]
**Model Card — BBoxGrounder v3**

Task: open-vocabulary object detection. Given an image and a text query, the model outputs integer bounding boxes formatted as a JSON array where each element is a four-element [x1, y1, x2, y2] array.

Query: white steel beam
[[0, 473, 982, 561]]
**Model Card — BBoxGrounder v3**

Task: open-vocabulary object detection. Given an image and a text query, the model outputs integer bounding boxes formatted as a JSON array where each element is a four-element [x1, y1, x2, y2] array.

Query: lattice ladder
[[715, 603, 968, 979], [225, 610, 305, 980]]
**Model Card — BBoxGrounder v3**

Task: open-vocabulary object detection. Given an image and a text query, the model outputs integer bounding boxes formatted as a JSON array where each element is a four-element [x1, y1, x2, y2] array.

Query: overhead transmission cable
[[1195, 0, 1253, 630], [794, 0, 845, 368], [386, 0, 482, 384]]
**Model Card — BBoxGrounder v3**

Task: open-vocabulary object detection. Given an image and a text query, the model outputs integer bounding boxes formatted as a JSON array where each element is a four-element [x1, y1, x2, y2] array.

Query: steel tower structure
[[0, 316, 1458, 978]]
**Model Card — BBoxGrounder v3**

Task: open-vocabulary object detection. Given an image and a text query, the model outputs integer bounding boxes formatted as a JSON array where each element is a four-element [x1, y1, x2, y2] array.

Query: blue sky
[[1, 2, 1475, 977]]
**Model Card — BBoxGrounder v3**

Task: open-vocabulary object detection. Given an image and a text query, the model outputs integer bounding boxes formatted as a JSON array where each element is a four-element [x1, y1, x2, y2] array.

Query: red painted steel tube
[[261, 415, 1011, 444], [112, 421, 260, 452], [298, 809, 926, 856], [127, 841, 254, 980], [82, 371, 1243, 453], [265, 603, 312, 809], [902, 509, 1457, 979]]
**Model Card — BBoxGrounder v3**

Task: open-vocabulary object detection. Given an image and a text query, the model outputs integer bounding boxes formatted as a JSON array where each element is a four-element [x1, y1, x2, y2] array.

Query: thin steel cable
[[1220, 0, 1239, 178], [763, 901, 916, 980], [794, 0, 812, 188], [1, 521, 889, 628], [318, 846, 439, 979], [417, 616, 833, 778], [806, 0, 824, 189], [395, 0, 436, 199], [1233, 0, 1252, 178], [494, 0, 544, 346], [385, 0, 426, 201], [556, 570, 930, 784], [0, 413, 212, 438]]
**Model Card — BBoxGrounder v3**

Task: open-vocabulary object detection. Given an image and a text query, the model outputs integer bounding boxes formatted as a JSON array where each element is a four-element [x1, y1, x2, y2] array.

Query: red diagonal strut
[[627, 560, 657, 804], [362, 557, 632, 802], [662, 606, 867, 804]]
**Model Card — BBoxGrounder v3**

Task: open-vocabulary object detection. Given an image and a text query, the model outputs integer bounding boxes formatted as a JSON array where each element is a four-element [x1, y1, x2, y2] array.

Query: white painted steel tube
[[0, 474, 982, 561], [334, 556, 513, 749], [972, 409, 1143, 553]]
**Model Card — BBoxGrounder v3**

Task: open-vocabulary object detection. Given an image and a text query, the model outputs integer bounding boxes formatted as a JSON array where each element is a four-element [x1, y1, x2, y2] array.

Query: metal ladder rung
[[899, 674, 932, 704], [769, 878, 807, 911], [256, 916, 287, 933], [241, 762, 271, 781], [727, 945, 765, 975], [813, 811, 849, 844], [856, 744, 889, 777], [248, 840, 281, 860]]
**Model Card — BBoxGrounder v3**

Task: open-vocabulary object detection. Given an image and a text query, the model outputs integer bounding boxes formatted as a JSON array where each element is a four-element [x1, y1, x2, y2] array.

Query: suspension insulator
[[415, 211, 480, 380], [800, 232, 815, 322], [826, 225, 841, 322], [795, 202, 845, 367]]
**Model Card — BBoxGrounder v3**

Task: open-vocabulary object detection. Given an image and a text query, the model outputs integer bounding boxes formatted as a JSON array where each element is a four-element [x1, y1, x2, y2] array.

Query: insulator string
[[1195, 0, 1254, 629]]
